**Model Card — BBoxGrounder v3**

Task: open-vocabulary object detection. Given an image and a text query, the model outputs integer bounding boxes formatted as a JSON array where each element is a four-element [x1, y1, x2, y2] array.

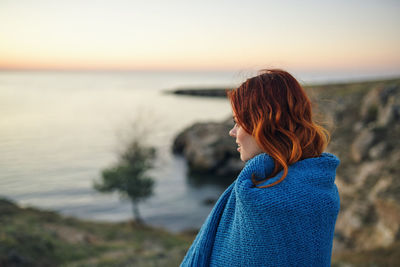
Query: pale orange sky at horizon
[[1, 0, 399, 74]]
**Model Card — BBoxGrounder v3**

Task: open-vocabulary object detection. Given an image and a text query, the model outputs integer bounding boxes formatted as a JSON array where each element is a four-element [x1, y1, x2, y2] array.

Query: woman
[[181, 69, 340, 267]]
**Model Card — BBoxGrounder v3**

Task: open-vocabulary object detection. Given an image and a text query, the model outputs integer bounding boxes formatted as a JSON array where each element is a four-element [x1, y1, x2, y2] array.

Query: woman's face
[[229, 115, 263, 162]]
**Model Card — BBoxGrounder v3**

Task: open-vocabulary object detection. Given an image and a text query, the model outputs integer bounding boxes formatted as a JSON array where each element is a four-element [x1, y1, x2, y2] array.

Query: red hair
[[227, 69, 329, 188]]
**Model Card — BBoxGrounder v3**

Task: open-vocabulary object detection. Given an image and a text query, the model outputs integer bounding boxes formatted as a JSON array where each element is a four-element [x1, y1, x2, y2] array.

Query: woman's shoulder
[[234, 152, 340, 197]]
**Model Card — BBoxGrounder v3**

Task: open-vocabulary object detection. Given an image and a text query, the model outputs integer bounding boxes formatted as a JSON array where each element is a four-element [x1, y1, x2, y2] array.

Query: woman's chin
[[241, 152, 263, 162]]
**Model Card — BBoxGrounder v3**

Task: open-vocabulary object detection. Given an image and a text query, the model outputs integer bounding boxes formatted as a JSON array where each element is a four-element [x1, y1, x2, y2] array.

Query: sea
[[0, 69, 398, 232]]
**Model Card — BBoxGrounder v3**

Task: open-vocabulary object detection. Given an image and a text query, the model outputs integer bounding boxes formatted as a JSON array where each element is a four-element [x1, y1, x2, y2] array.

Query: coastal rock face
[[327, 82, 400, 253], [172, 118, 244, 178], [172, 79, 400, 253]]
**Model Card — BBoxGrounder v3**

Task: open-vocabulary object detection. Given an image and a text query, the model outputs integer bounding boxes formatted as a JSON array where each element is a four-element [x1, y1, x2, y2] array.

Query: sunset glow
[[1, 0, 399, 73]]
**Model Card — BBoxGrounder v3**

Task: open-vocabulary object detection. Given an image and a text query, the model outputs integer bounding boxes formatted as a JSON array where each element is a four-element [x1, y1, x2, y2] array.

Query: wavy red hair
[[227, 69, 329, 188]]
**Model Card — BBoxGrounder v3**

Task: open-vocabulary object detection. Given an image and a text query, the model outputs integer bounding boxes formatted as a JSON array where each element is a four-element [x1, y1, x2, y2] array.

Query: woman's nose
[[229, 126, 236, 137]]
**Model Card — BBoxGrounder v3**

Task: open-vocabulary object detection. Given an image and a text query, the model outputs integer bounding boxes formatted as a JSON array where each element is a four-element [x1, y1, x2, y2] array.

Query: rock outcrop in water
[[172, 118, 244, 178], [172, 78, 400, 254], [169, 88, 230, 97]]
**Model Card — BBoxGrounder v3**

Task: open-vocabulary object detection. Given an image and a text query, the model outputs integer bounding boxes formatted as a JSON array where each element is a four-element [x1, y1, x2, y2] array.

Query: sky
[[0, 0, 399, 74]]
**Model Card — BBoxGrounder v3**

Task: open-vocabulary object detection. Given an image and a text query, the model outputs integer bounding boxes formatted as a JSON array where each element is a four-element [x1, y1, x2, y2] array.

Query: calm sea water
[[0, 70, 242, 232], [1, 70, 397, 232]]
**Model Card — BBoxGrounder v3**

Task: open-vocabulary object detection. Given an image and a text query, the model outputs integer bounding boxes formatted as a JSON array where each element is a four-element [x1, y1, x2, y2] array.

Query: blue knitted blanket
[[181, 153, 340, 267]]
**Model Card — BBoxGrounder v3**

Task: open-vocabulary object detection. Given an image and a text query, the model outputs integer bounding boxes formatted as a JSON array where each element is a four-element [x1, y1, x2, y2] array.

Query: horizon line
[[0, 66, 243, 73]]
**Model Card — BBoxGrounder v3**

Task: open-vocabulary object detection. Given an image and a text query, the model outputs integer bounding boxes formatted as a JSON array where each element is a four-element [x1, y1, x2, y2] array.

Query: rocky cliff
[[172, 78, 400, 254], [311, 79, 400, 253], [172, 119, 244, 180]]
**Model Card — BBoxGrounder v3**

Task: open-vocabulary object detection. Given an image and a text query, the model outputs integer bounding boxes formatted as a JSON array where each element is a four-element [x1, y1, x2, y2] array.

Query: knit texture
[[181, 152, 340, 267]]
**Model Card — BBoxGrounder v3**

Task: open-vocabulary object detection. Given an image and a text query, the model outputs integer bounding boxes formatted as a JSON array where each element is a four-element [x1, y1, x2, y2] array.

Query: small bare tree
[[94, 114, 157, 222]]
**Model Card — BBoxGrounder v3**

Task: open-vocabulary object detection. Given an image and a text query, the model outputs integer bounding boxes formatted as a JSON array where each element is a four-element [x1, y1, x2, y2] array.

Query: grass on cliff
[[2, 197, 400, 267], [0, 198, 193, 267]]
